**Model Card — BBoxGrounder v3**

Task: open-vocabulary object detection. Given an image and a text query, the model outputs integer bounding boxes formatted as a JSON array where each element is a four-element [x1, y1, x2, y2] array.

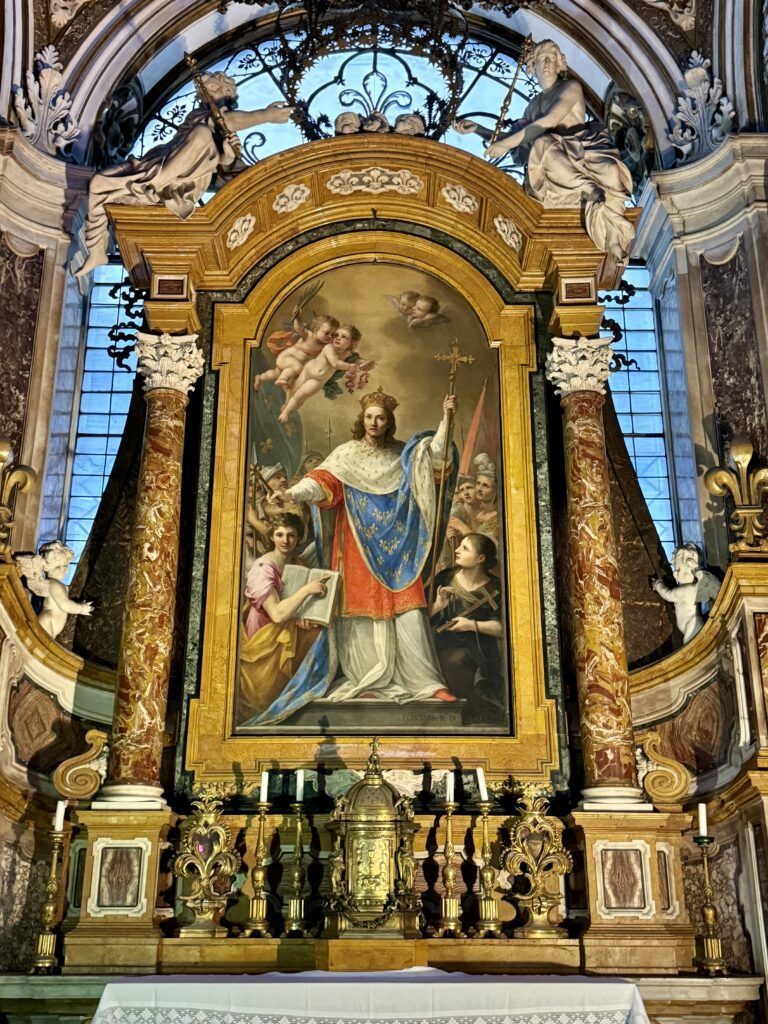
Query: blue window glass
[[603, 267, 677, 558], [63, 264, 139, 579]]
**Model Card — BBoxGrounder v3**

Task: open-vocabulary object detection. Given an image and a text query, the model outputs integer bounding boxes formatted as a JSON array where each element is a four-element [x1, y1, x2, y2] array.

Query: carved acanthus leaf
[[135, 332, 205, 395], [667, 52, 735, 164], [545, 336, 614, 396], [11, 46, 80, 158], [50, 0, 92, 29], [642, 0, 696, 32]]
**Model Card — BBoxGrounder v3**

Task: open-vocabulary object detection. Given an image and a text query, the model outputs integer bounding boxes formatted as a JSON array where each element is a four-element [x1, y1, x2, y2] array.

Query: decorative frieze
[[50, 0, 92, 29], [11, 46, 80, 158], [326, 167, 423, 195], [667, 52, 735, 164], [545, 336, 614, 396], [134, 332, 205, 395]]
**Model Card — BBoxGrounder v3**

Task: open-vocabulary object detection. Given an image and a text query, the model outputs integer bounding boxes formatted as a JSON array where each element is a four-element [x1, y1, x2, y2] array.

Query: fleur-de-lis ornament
[[704, 436, 768, 551], [0, 440, 37, 561]]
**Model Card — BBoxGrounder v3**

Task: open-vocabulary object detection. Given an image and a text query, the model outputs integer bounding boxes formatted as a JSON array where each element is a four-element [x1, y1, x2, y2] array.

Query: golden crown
[[360, 387, 398, 413]]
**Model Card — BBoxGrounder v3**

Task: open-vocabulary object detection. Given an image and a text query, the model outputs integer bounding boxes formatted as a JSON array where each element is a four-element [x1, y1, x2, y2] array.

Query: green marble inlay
[[176, 218, 567, 795]]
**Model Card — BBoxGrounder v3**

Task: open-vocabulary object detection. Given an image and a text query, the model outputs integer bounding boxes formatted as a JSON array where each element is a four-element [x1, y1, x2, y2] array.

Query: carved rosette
[[102, 332, 204, 804], [135, 332, 205, 395], [546, 336, 639, 797]]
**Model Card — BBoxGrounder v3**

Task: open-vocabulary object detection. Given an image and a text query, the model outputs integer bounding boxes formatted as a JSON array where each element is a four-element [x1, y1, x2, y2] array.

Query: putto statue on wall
[[74, 69, 293, 277], [650, 543, 721, 644], [453, 39, 635, 264], [15, 541, 93, 639]]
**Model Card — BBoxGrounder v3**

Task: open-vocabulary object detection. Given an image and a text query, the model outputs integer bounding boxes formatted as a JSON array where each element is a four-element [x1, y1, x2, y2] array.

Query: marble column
[[95, 332, 204, 809], [546, 336, 648, 810]]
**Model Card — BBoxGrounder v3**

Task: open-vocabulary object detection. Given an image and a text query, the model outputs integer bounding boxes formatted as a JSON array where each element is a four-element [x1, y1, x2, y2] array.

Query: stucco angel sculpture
[[15, 541, 93, 639], [650, 542, 721, 644], [453, 39, 635, 263], [74, 72, 293, 277]]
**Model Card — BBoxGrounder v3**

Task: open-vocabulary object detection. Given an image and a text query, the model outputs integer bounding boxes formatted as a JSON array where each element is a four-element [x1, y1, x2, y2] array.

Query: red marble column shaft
[[561, 390, 638, 791], [106, 388, 187, 789]]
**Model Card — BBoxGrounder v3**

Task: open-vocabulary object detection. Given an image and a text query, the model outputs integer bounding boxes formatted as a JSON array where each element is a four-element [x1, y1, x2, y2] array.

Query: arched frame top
[[111, 133, 635, 314]]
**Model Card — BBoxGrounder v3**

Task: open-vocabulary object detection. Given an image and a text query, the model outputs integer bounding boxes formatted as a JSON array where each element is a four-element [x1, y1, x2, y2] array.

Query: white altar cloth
[[92, 968, 650, 1024]]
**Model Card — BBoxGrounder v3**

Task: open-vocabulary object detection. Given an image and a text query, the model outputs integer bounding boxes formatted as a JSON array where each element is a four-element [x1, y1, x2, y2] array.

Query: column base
[[580, 786, 654, 811], [92, 783, 169, 810]]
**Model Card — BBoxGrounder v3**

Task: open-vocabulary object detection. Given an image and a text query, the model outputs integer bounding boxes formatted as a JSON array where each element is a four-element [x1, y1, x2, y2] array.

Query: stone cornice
[[635, 133, 768, 257]]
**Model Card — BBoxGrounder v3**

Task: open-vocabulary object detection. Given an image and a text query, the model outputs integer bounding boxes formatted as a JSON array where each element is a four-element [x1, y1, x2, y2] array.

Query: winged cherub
[[650, 542, 720, 644], [15, 541, 94, 639]]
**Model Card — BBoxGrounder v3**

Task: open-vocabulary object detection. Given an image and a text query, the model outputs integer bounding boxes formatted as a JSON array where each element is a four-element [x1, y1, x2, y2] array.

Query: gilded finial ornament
[[704, 436, 768, 552], [0, 439, 37, 561], [173, 783, 241, 938], [500, 782, 573, 938]]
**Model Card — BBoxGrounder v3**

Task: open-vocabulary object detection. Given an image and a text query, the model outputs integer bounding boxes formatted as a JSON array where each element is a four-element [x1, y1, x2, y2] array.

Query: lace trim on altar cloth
[[95, 1010, 634, 1024]]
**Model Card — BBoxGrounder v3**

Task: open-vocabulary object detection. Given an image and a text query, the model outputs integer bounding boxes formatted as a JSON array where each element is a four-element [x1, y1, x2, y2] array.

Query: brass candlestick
[[471, 800, 502, 937], [30, 829, 64, 974], [241, 802, 272, 938], [282, 803, 306, 936], [694, 836, 728, 975], [433, 801, 464, 937]]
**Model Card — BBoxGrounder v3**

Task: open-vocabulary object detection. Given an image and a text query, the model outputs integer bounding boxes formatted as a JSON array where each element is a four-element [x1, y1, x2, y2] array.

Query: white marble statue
[[15, 541, 94, 639], [74, 72, 293, 277], [453, 39, 635, 263], [650, 543, 721, 644]]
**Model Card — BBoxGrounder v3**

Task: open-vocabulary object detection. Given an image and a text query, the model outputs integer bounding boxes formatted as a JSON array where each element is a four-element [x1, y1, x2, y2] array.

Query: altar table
[[92, 968, 650, 1024]]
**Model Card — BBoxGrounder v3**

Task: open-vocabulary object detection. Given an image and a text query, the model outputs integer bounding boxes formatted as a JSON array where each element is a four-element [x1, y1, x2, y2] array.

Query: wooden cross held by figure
[[184, 52, 243, 159], [427, 339, 475, 603]]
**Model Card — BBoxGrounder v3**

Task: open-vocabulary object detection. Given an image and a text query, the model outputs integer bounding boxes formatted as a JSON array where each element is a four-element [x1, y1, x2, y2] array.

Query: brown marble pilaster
[[546, 337, 647, 809], [96, 332, 203, 809]]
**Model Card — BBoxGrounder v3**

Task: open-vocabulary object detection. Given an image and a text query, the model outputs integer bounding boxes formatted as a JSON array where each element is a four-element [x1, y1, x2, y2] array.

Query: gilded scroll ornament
[[501, 783, 572, 937], [173, 784, 241, 938], [636, 731, 693, 809], [545, 336, 614, 396], [704, 436, 768, 550], [0, 440, 37, 561], [53, 729, 109, 800]]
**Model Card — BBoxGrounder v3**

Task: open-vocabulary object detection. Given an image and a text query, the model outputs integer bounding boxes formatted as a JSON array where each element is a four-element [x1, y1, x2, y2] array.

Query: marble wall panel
[[601, 848, 646, 909], [7, 676, 90, 774], [0, 232, 45, 456], [0, 813, 49, 971], [683, 839, 753, 972], [654, 675, 734, 773], [700, 241, 768, 458], [753, 612, 768, 719]]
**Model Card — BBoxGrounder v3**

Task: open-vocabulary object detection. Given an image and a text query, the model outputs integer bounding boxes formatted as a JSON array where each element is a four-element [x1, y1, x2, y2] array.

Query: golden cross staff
[[487, 34, 533, 151], [427, 339, 475, 603], [184, 52, 243, 159]]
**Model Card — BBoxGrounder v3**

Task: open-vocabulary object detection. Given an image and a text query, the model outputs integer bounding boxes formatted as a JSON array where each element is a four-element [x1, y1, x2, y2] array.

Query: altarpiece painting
[[235, 263, 512, 735]]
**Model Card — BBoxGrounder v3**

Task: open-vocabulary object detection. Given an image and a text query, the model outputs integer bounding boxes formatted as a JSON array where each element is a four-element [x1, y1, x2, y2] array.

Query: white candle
[[698, 802, 708, 837], [445, 771, 455, 803], [476, 767, 489, 802], [259, 770, 269, 803], [53, 799, 66, 833], [295, 769, 305, 803]]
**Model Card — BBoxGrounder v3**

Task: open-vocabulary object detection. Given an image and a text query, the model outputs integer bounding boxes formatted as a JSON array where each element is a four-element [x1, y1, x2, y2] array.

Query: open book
[[282, 564, 340, 626]]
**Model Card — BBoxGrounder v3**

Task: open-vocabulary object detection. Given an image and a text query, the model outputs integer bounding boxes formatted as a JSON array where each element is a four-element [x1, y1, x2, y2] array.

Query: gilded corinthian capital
[[135, 331, 205, 394], [544, 335, 614, 397]]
